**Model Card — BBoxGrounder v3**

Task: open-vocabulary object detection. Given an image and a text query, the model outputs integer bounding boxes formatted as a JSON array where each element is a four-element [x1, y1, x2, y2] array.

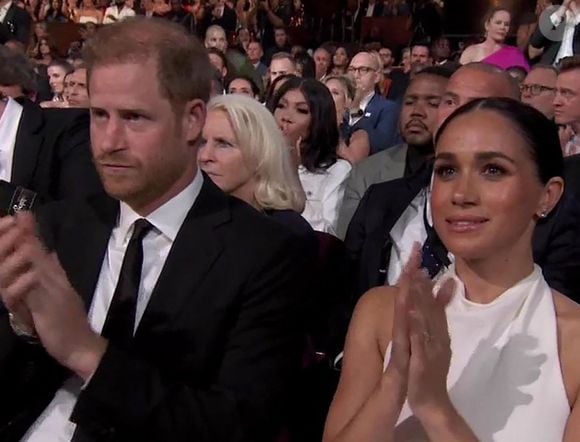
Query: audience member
[[337, 66, 450, 239], [165, 0, 196, 34], [0, 17, 306, 441], [269, 51, 297, 83], [75, 0, 103, 23], [555, 56, 580, 157], [460, 7, 529, 71], [344, 51, 400, 153], [431, 36, 452, 65], [0, 45, 37, 99], [208, 47, 229, 81], [201, 0, 237, 33], [204, 24, 228, 53], [521, 64, 558, 120], [46, 59, 73, 103], [0, 0, 32, 45], [270, 76, 351, 235], [247, 40, 268, 78], [63, 66, 88, 107], [199, 93, 311, 241], [263, 25, 292, 66], [529, 0, 580, 65], [378, 46, 395, 75], [324, 97, 577, 442], [293, 50, 315, 78], [410, 41, 432, 66], [0, 46, 101, 211], [227, 74, 260, 99], [323, 74, 370, 165], [332, 46, 350, 75], [314, 46, 332, 81], [103, 0, 135, 23], [39, 0, 69, 23]]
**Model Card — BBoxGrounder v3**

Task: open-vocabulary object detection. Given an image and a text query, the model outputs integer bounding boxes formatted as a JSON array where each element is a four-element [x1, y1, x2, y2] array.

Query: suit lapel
[[11, 99, 44, 187], [381, 143, 407, 182], [58, 195, 118, 309], [136, 178, 229, 337]]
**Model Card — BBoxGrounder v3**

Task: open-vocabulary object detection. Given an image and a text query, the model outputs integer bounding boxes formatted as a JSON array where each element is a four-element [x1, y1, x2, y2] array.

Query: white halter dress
[[383, 265, 570, 441]]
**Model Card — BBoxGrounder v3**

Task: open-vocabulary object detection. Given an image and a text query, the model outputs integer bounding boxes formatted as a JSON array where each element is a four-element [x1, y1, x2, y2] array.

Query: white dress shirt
[[551, 9, 580, 64], [0, 97, 23, 182], [299, 159, 351, 235], [0, 1, 12, 22], [348, 91, 375, 127], [22, 170, 204, 441], [387, 186, 454, 284], [365, 2, 375, 17], [102, 5, 135, 24]]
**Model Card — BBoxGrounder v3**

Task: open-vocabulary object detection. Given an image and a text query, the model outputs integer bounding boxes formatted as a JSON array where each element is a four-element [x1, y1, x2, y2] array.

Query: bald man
[[345, 51, 400, 153]]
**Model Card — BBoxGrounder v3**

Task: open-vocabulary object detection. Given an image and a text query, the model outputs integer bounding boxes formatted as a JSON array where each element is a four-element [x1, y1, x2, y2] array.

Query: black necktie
[[421, 197, 450, 278], [101, 218, 153, 347]]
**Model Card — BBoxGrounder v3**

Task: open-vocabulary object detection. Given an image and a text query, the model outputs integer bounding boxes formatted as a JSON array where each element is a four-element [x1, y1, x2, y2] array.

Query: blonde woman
[[199, 94, 314, 239]]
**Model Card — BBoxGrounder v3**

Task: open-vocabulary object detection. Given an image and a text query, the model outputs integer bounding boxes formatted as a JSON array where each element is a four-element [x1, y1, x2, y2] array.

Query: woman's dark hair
[[268, 76, 339, 172], [293, 51, 315, 78], [265, 73, 298, 109], [435, 97, 564, 184]]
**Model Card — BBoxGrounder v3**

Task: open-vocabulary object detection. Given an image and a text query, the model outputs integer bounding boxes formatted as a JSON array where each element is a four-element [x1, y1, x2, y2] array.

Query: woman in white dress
[[269, 76, 351, 235], [323, 97, 580, 441]]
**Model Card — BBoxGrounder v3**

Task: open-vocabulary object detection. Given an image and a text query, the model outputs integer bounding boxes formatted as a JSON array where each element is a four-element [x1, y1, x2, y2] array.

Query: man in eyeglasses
[[521, 64, 558, 119], [345, 51, 400, 153], [555, 56, 580, 156]]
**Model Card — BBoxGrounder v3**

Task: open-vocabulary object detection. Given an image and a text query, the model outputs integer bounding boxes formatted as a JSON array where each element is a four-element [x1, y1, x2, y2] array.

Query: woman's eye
[[434, 165, 456, 179], [483, 164, 505, 176]]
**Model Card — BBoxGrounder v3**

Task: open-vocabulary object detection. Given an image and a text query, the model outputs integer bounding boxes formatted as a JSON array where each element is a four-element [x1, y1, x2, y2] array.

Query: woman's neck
[[454, 244, 535, 304], [483, 37, 503, 49]]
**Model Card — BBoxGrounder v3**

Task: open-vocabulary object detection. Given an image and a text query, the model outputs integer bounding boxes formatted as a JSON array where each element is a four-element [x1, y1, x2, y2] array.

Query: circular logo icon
[[538, 5, 567, 42]]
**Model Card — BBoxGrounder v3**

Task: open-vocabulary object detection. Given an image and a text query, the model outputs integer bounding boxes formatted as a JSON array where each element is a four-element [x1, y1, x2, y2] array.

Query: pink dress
[[482, 45, 530, 72]]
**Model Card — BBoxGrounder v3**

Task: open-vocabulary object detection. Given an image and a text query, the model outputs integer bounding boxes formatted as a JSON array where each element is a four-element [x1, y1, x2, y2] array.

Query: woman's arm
[[458, 45, 474, 65]]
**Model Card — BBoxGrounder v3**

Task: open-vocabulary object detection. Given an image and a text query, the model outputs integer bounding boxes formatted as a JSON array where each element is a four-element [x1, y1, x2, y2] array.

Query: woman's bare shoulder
[[351, 286, 399, 348]]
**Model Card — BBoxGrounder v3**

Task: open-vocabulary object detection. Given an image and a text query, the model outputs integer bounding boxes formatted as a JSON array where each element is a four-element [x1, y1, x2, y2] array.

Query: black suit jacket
[[201, 4, 237, 34], [0, 3, 31, 45], [529, 21, 580, 65], [0, 98, 103, 214], [0, 178, 307, 441], [345, 157, 580, 301]]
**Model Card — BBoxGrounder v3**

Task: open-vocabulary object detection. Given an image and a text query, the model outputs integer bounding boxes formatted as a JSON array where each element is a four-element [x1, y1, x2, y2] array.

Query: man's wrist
[[67, 334, 108, 382]]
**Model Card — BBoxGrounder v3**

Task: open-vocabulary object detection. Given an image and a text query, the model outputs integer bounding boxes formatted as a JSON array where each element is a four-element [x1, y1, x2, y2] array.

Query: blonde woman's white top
[[298, 159, 351, 236], [383, 265, 570, 441]]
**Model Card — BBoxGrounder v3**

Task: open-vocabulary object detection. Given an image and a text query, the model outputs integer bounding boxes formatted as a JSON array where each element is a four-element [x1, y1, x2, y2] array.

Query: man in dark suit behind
[[0, 46, 103, 215], [0, 0, 31, 45], [0, 17, 306, 442]]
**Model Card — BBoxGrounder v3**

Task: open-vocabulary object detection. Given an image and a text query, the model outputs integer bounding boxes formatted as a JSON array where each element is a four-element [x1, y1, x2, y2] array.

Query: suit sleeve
[[534, 188, 580, 300], [336, 165, 368, 240], [14, 9, 32, 46], [529, 24, 550, 50], [355, 101, 400, 153], [70, 235, 306, 442], [51, 111, 103, 200]]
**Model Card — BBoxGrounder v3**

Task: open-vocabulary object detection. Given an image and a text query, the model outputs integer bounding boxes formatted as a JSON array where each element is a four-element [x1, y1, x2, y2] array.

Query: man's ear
[[183, 99, 206, 144]]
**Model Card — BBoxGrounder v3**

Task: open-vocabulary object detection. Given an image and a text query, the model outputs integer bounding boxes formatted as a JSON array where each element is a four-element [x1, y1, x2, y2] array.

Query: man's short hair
[[0, 46, 37, 94], [205, 24, 226, 39], [271, 51, 296, 68], [529, 64, 558, 75], [415, 65, 456, 79], [83, 17, 213, 111], [558, 56, 580, 74], [411, 40, 431, 55]]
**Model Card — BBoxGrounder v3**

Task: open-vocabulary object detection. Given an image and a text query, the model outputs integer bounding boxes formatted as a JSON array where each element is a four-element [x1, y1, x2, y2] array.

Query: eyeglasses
[[347, 66, 376, 75], [520, 83, 556, 96]]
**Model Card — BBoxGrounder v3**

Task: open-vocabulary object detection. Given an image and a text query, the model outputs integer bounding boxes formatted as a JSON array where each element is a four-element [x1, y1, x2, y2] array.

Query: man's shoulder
[[351, 144, 407, 183]]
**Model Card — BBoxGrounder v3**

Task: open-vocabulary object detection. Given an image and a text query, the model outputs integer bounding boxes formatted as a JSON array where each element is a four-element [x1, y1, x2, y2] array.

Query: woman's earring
[[539, 210, 548, 218]]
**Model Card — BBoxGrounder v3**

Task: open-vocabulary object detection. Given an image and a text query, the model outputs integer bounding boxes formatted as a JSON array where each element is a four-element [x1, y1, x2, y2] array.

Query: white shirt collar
[[0, 1, 12, 22], [359, 91, 375, 111], [117, 168, 204, 244], [0, 97, 23, 182]]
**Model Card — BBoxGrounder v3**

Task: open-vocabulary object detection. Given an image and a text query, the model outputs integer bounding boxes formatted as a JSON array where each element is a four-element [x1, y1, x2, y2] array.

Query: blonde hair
[[207, 94, 306, 212]]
